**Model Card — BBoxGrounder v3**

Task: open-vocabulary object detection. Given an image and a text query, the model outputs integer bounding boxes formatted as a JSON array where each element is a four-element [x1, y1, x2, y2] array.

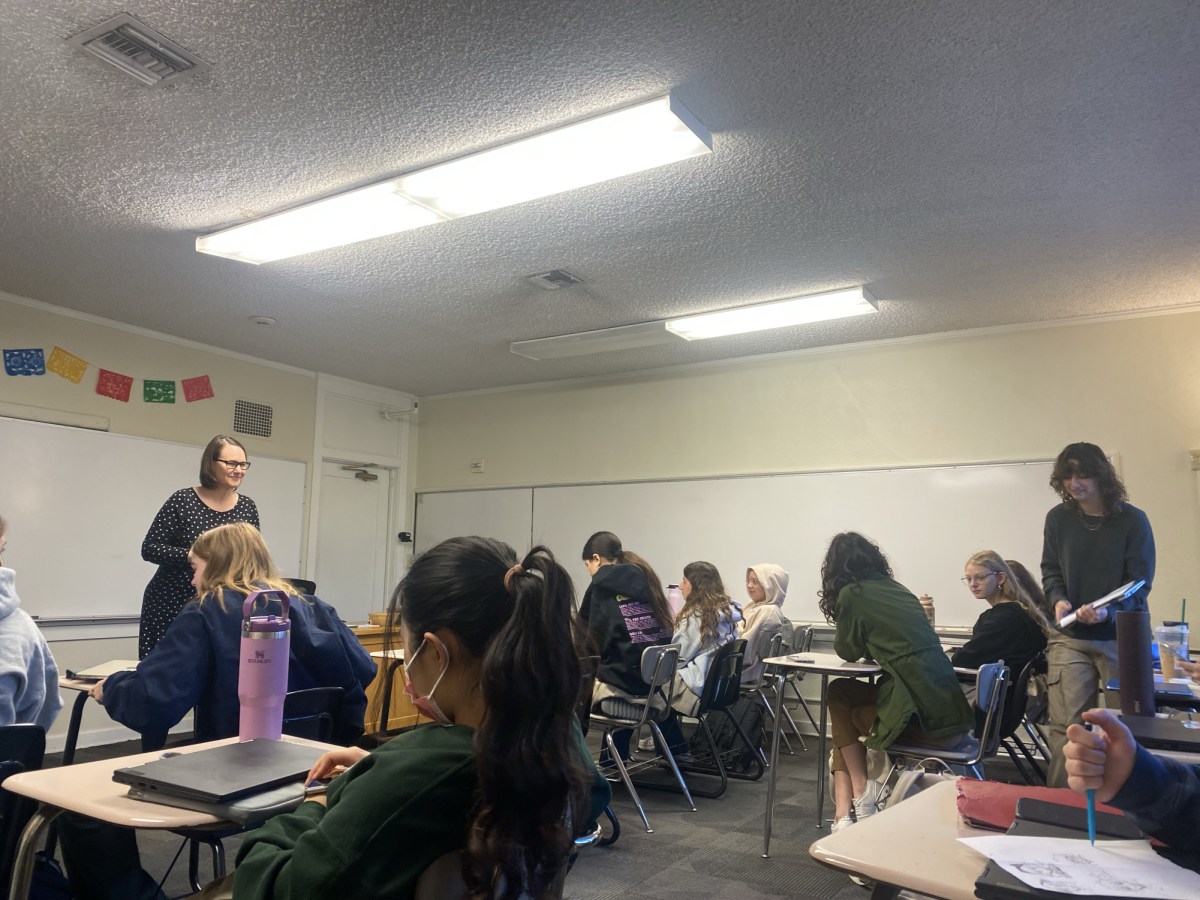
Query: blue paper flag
[[3, 348, 46, 376]]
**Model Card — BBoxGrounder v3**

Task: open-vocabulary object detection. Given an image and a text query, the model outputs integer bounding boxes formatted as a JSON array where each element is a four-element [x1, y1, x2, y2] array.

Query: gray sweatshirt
[[0, 567, 62, 730]]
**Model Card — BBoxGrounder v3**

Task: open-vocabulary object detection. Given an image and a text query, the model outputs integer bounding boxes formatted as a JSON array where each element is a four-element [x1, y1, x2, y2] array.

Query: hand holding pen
[[1063, 709, 1138, 805]]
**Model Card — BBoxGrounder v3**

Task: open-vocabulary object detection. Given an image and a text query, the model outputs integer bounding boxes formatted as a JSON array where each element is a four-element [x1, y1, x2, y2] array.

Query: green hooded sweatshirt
[[833, 572, 973, 750]]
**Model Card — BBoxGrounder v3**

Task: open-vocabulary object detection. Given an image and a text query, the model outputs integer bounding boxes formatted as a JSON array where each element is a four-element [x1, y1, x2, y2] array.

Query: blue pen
[[1085, 721, 1097, 845]]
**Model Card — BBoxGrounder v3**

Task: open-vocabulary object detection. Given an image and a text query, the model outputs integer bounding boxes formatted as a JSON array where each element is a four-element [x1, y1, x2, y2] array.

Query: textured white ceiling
[[1, 1, 1197, 395]]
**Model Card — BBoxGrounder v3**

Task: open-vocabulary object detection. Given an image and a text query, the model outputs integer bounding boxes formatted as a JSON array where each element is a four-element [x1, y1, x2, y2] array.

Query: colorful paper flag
[[46, 346, 88, 383], [182, 375, 214, 402], [96, 369, 134, 402], [3, 349, 46, 376], [143, 380, 176, 404]]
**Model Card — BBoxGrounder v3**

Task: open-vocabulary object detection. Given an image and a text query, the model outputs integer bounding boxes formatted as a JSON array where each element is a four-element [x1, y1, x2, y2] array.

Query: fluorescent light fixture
[[197, 94, 712, 264], [665, 287, 878, 340], [510, 287, 878, 360]]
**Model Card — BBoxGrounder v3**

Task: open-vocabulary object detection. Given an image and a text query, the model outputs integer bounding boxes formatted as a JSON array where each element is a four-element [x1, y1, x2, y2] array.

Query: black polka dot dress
[[139, 488, 260, 658]]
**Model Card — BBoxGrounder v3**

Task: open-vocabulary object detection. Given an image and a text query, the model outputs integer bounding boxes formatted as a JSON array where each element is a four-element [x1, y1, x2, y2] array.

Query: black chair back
[[282, 687, 344, 744], [0, 725, 46, 888], [284, 578, 317, 596], [1000, 652, 1044, 740], [696, 639, 747, 714]]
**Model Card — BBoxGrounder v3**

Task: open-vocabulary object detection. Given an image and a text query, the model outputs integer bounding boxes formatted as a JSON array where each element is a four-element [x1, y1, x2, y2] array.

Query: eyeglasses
[[215, 459, 251, 471], [961, 572, 998, 586]]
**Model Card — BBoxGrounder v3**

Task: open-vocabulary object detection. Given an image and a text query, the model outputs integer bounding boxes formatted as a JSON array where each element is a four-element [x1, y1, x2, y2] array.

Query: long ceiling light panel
[[196, 94, 712, 264], [510, 287, 878, 360]]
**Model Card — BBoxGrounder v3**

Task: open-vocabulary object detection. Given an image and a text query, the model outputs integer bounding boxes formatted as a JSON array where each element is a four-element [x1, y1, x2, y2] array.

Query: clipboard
[[1058, 580, 1145, 629]]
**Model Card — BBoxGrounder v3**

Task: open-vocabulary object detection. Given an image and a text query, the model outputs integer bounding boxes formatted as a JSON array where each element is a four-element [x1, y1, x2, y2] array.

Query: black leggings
[[57, 813, 167, 900]]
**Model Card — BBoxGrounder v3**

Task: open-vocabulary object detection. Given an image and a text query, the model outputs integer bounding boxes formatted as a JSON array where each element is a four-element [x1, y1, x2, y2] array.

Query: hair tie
[[504, 564, 524, 595]]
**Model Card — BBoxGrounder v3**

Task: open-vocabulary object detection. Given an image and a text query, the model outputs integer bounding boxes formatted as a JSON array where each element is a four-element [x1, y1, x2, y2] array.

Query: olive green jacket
[[833, 573, 972, 750], [234, 722, 610, 900]]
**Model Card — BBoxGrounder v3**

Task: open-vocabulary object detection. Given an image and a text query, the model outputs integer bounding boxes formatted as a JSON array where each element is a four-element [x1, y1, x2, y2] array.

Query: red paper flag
[[96, 369, 134, 402], [182, 375, 214, 402]]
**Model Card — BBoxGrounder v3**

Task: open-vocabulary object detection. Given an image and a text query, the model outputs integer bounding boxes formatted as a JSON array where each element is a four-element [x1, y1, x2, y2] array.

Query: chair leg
[[1003, 739, 1035, 785], [649, 721, 697, 811], [1015, 736, 1047, 783], [723, 707, 766, 781], [779, 701, 807, 751], [789, 680, 821, 732], [212, 837, 226, 880], [188, 838, 203, 893], [603, 731, 652, 833], [599, 806, 620, 846]]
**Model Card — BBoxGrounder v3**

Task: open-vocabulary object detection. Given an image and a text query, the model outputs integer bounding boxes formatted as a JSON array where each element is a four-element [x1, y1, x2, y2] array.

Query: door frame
[[306, 373, 416, 603]]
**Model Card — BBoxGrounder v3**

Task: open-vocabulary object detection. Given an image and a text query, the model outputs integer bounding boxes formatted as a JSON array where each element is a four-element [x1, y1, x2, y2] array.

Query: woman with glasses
[[951, 552, 1049, 736], [138, 434, 260, 658]]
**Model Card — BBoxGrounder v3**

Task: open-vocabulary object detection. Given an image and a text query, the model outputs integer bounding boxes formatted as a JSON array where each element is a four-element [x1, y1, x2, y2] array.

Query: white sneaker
[[831, 815, 855, 833], [637, 736, 656, 751], [851, 779, 890, 821]]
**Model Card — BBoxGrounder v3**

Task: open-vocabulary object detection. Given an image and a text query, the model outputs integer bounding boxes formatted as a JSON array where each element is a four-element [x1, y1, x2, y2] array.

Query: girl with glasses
[[138, 434, 260, 660], [951, 551, 1049, 736]]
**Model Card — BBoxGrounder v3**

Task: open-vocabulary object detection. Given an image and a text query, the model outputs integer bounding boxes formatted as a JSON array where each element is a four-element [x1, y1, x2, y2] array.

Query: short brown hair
[[1050, 442, 1127, 520], [199, 435, 248, 490]]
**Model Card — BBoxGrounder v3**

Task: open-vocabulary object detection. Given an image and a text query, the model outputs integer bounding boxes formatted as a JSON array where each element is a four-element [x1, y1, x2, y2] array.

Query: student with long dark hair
[[219, 537, 610, 899], [579, 532, 673, 738], [820, 533, 972, 833], [1041, 442, 1155, 787]]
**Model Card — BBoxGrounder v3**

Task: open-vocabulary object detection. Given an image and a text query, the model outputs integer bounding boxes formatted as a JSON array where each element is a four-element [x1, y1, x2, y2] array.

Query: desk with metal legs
[[761, 653, 880, 857]]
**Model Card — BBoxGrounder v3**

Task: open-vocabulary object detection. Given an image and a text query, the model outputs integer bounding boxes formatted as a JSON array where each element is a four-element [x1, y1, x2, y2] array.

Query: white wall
[[417, 310, 1200, 626]]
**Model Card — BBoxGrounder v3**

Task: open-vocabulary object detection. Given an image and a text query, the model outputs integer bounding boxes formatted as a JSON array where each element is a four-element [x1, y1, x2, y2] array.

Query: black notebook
[[113, 739, 326, 804], [1120, 715, 1200, 753]]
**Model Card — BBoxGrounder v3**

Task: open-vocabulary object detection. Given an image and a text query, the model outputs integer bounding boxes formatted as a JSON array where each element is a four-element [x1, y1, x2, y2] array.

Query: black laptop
[[1120, 715, 1200, 752], [113, 739, 326, 804]]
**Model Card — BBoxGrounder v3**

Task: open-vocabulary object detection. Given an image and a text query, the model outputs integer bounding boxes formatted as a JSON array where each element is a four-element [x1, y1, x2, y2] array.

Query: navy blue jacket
[[103, 589, 377, 747], [1111, 745, 1200, 858]]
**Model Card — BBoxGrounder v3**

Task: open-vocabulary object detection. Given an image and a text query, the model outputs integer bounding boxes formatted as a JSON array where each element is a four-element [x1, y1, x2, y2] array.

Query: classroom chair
[[283, 578, 317, 596], [777, 621, 821, 736], [886, 661, 1010, 780], [588, 644, 692, 833], [742, 630, 808, 755], [999, 654, 1051, 785], [281, 687, 345, 744], [652, 638, 763, 800], [0, 725, 45, 890]]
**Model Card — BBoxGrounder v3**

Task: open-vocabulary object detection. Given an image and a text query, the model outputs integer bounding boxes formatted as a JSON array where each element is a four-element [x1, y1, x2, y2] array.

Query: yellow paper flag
[[47, 346, 89, 384]]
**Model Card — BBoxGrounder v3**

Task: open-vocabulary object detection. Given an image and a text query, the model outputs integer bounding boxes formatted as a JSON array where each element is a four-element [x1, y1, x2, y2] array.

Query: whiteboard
[[414, 488, 533, 557], [417, 461, 1060, 628], [0, 416, 307, 619]]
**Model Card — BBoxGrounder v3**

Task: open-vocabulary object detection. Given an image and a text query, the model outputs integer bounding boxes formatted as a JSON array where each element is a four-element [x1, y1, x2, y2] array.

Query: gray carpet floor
[[43, 731, 1030, 899]]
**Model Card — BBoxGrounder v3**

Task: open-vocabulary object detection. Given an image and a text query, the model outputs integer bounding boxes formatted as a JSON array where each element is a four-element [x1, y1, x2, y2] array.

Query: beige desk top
[[763, 653, 881, 675], [369, 649, 404, 660], [3, 736, 338, 829], [58, 678, 95, 693], [810, 779, 988, 900]]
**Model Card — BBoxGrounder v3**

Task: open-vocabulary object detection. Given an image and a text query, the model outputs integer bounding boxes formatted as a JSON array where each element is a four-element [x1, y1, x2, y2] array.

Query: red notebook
[[956, 779, 1124, 831]]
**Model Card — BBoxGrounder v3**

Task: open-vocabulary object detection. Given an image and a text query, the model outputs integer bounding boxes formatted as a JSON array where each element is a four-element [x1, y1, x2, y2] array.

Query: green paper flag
[[143, 380, 176, 404]]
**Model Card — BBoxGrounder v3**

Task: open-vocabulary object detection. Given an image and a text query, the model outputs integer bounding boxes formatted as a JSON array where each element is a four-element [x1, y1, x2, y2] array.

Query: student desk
[[761, 653, 881, 855], [809, 778, 986, 900], [4, 735, 338, 900]]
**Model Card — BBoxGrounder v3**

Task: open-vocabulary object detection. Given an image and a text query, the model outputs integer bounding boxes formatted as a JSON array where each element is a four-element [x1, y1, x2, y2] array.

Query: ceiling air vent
[[66, 14, 211, 87], [233, 399, 273, 439], [525, 269, 585, 291]]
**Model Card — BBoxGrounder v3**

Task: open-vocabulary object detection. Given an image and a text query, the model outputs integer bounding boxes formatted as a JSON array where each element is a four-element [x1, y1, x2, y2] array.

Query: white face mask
[[402, 637, 452, 726]]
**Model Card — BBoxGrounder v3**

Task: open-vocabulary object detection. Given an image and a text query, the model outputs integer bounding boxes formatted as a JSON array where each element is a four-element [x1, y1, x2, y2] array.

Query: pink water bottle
[[667, 584, 685, 618], [238, 589, 291, 741]]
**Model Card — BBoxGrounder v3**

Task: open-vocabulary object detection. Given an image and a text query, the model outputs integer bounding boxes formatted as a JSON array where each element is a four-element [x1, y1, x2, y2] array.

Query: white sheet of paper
[[958, 836, 1200, 899]]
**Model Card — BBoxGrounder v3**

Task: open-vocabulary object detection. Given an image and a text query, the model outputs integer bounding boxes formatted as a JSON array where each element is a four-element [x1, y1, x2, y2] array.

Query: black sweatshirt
[[1040, 502, 1155, 641], [952, 602, 1048, 738], [579, 564, 671, 695]]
